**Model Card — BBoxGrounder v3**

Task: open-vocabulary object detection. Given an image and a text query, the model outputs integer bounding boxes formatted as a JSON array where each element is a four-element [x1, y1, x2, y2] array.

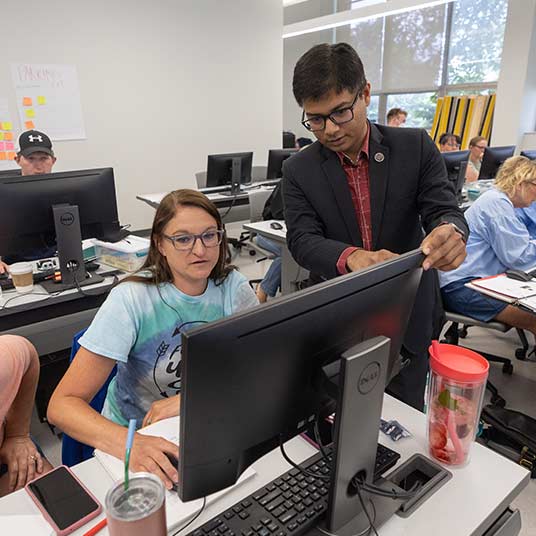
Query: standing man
[[15, 130, 56, 176], [386, 107, 407, 127], [283, 43, 468, 410]]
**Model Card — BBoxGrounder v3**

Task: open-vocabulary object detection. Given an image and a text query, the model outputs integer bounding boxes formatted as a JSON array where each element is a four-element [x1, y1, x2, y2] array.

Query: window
[[368, 95, 379, 123], [382, 5, 446, 92], [386, 93, 437, 130], [448, 0, 509, 84]]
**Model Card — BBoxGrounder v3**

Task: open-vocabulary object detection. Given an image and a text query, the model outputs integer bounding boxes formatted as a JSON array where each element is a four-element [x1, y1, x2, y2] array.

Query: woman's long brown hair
[[122, 189, 234, 286]]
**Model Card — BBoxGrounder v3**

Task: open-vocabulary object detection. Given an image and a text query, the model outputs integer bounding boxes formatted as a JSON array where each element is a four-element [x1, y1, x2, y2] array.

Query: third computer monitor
[[0, 168, 120, 262], [179, 249, 423, 502], [205, 152, 253, 189], [521, 150, 536, 161], [479, 145, 515, 180], [266, 148, 297, 180]]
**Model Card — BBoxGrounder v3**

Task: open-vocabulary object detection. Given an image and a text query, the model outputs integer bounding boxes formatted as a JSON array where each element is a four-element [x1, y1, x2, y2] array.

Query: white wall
[[492, 0, 536, 147], [1, 0, 283, 230]]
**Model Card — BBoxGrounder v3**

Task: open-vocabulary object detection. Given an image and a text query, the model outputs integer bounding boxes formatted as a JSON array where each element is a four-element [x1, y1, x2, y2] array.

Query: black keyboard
[[187, 443, 399, 536]]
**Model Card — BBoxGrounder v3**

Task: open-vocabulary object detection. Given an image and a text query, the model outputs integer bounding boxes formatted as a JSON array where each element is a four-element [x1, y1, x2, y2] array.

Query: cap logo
[[28, 135, 43, 143]]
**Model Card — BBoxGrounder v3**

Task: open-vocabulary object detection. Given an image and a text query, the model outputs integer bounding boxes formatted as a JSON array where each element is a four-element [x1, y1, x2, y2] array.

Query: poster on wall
[[0, 97, 19, 171], [11, 63, 86, 141]]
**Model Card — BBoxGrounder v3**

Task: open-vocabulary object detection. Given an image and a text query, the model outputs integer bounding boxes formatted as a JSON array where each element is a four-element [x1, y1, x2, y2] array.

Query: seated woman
[[440, 156, 536, 334], [48, 190, 258, 490], [0, 335, 53, 496]]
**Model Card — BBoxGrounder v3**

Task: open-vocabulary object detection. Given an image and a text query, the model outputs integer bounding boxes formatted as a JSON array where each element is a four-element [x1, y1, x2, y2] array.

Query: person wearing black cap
[[15, 130, 56, 176]]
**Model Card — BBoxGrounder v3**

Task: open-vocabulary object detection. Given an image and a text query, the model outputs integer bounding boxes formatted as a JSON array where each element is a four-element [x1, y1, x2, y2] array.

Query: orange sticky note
[[23, 97, 33, 106], [0, 152, 7, 160], [25, 109, 35, 118], [1, 121, 12, 130], [4, 132, 13, 141], [7, 151, 16, 160], [25, 121, 35, 129], [37, 95, 46, 105]]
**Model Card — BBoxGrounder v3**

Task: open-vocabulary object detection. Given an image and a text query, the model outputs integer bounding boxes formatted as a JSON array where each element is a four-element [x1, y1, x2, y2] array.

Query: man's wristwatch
[[441, 222, 467, 243]]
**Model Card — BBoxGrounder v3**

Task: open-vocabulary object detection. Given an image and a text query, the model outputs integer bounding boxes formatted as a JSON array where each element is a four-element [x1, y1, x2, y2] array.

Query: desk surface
[[243, 220, 287, 241], [0, 395, 529, 535]]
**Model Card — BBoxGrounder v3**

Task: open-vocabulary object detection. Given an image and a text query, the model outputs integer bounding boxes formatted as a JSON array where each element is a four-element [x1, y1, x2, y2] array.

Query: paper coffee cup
[[9, 262, 34, 293]]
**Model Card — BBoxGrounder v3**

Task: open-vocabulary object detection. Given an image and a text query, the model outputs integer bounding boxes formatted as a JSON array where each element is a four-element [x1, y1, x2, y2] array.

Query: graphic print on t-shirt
[[152, 320, 206, 398]]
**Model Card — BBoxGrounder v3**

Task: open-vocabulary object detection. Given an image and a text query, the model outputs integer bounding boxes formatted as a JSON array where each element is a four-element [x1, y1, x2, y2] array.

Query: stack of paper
[[94, 417, 257, 531], [466, 274, 536, 312]]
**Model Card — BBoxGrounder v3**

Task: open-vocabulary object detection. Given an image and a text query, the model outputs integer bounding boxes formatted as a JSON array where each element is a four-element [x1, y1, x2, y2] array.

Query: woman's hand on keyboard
[[128, 434, 179, 490]]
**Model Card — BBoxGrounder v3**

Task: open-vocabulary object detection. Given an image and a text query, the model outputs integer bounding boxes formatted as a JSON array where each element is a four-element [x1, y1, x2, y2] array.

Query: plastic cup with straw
[[124, 419, 137, 490]]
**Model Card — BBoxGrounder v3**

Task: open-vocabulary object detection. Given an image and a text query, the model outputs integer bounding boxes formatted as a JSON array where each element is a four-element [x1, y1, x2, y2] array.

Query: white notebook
[[94, 416, 256, 531]]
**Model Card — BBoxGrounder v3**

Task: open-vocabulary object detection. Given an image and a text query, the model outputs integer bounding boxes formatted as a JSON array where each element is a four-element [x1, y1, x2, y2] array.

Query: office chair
[[441, 311, 530, 406], [195, 171, 207, 189], [61, 329, 117, 466]]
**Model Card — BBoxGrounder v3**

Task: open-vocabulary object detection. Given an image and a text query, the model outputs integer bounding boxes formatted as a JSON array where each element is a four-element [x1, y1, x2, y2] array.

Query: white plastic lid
[[9, 262, 33, 275]]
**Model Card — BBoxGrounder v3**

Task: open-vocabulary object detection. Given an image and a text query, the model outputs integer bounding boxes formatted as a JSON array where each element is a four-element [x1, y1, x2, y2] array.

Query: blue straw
[[124, 419, 137, 490]]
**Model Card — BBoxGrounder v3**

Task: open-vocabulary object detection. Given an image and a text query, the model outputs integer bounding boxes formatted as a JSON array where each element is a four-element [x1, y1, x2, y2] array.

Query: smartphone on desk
[[25, 465, 102, 535]]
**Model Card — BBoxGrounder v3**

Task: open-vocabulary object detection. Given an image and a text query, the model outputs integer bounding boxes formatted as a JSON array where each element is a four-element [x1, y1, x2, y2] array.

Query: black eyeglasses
[[163, 229, 224, 251], [301, 91, 361, 132]]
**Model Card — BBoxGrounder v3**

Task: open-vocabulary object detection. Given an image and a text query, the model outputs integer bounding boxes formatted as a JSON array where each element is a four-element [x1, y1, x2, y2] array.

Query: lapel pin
[[374, 152, 385, 163]]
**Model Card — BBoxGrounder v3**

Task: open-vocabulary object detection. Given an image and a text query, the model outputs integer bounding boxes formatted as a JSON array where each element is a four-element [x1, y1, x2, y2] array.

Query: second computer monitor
[[205, 152, 253, 188], [521, 150, 536, 160], [179, 250, 423, 501], [479, 145, 515, 180], [441, 150, 469, 176], [266, 148, 297, 180]]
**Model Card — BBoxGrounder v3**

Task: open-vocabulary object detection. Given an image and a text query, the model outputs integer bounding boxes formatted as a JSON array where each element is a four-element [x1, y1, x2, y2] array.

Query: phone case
[[25, 465, 103, 535]]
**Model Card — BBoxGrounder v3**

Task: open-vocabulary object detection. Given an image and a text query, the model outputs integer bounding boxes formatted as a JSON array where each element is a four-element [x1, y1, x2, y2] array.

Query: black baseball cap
[[17, 130, 54, 157]]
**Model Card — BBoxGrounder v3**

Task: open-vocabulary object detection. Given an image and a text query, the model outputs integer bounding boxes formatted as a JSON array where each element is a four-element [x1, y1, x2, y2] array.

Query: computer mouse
[[270, 221, 283, 230], [505, 269, 532, 282]]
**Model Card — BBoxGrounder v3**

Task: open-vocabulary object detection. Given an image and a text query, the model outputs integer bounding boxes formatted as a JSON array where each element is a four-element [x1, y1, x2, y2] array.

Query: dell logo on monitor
[[60, 212, 75, 226], [358, 362, 381, 394]]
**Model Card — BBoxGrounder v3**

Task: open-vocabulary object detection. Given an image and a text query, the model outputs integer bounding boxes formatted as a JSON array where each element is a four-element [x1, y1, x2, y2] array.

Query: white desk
[[242, 220, 308, 295], [0, 395, 529, 535]]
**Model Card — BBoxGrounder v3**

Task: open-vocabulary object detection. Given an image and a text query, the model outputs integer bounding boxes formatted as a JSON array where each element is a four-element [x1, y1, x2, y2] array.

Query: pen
[[82, 518, 107, 536]]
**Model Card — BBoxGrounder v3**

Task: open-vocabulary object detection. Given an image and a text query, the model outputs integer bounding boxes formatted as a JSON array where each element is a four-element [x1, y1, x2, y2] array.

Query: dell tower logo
[[60, 212, 75, 226], [357, 362, 381, 394]]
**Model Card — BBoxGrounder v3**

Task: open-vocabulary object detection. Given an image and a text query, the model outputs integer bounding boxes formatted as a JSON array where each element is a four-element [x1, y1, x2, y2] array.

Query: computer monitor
[[0, 168, 21, 178], [0, 168, 120, 288], [479, 145, 515, 180], [179, 250, 423, 531], [205, 152, 253, 193], [521, 150, 536, 160], [266, 149, 297, 180], [441, 150, 469, 178]]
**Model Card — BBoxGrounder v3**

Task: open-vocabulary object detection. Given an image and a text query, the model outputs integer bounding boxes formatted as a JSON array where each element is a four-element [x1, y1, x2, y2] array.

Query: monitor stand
[[40, 203, 104, 293], [220, 157, 243, 196], [314, 336, 404, 536]]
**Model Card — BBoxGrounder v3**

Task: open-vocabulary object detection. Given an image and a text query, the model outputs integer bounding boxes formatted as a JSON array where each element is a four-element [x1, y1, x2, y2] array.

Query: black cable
[[220, 193, 239, 221], [278, 435, 330, 481], [0, 288, 63, 310], [171, 496, 207, 536], [354, 477, 420, 500], [354, 482, 379, 536], [313, 417, 330, 461]]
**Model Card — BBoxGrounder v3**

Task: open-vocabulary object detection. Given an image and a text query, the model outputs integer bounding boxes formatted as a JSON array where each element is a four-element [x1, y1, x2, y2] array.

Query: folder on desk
[[466, 274, 536, 312], [93, 416, 257, 531]]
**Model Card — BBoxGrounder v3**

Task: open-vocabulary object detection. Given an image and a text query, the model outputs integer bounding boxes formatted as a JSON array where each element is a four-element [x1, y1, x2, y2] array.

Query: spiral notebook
[[94, 416, 256, 531]]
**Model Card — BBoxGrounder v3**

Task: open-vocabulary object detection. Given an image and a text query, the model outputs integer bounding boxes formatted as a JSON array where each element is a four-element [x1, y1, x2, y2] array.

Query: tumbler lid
[[429, 342, 489, 383]]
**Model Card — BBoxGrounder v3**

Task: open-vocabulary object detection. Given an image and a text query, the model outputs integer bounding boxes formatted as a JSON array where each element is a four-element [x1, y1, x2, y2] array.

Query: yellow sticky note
[[0, 132, 3, 140], [7, 151, 16, 160], [25, 121, 35, 129], [37, 95, 46, 105], [1, 121, 12, 130], [3, 132, 13, 141], [0, 152, 6, 160], [25, 109, 35, 118], [23, 96, 33, 106]]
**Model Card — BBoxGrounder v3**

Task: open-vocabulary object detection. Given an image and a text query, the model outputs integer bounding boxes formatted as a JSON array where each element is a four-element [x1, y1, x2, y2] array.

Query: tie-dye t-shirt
[[78, 270, 258, 426]]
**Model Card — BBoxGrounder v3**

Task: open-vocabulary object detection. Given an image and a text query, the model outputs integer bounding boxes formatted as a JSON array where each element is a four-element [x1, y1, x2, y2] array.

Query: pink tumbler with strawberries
[[427, 341, 489, 466]]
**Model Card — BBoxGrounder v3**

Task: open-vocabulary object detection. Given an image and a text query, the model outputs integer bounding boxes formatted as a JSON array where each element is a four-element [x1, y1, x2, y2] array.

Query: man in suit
[[283, 43, 468, 410]]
